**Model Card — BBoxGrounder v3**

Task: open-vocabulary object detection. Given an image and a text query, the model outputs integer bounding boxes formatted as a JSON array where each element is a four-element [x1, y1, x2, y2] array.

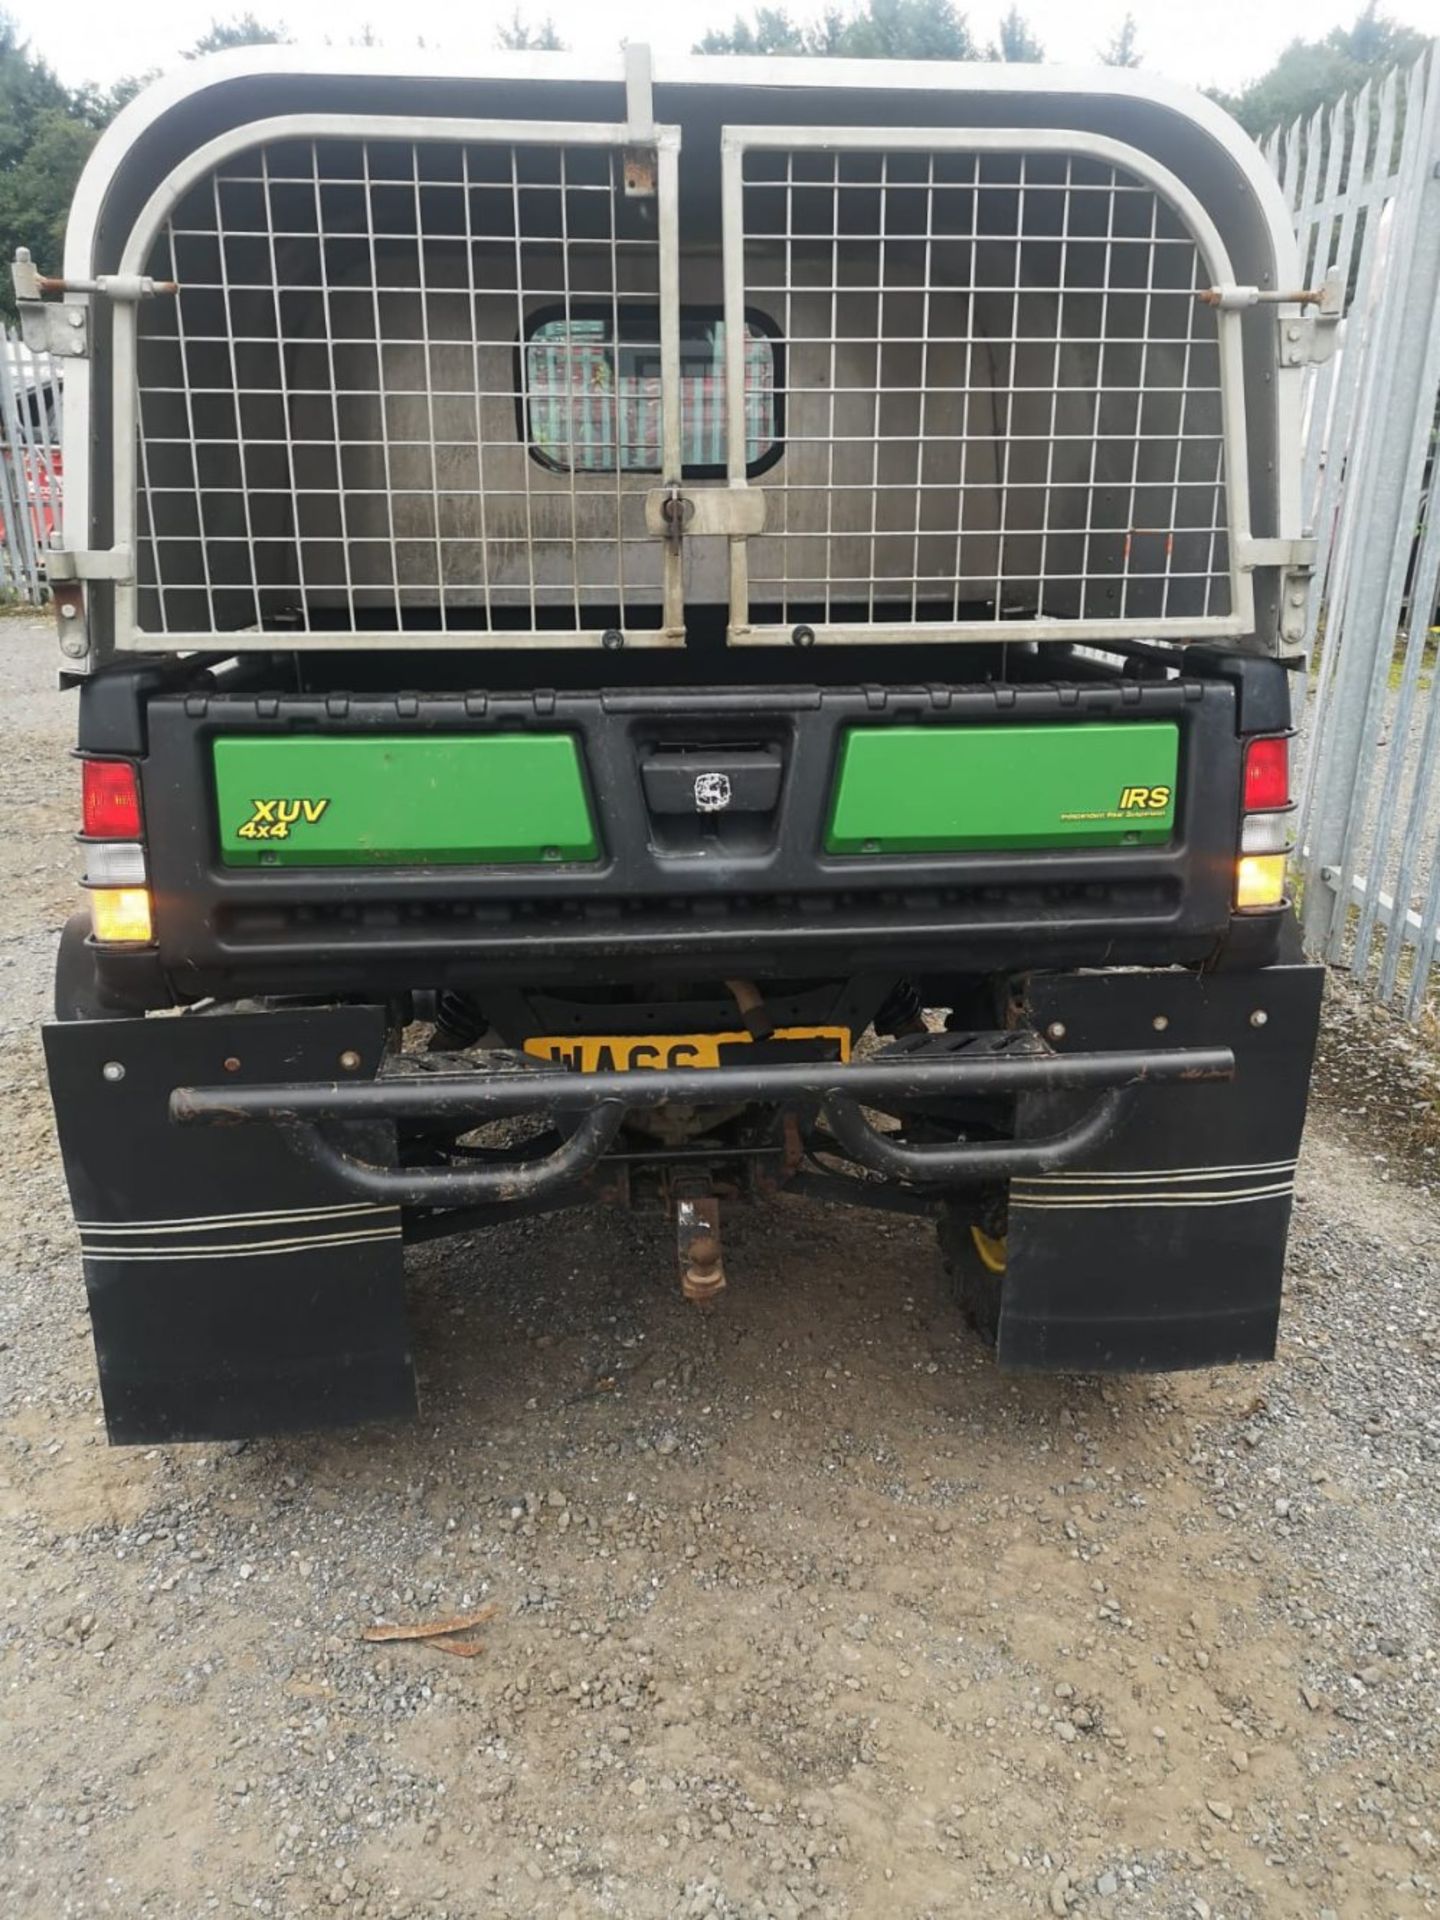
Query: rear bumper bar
[[171, 1040, 1235, 1203]]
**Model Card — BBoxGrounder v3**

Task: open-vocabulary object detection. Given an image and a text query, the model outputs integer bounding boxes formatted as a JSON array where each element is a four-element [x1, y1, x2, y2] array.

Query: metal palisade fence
[[0, 325, 63, 605], [1267, 48, 1440, 1018]]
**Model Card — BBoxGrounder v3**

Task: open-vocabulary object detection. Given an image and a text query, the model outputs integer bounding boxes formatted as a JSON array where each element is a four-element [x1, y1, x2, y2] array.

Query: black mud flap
[[43, 1007, 417, 1444], [999, 961, 1324, 1371]]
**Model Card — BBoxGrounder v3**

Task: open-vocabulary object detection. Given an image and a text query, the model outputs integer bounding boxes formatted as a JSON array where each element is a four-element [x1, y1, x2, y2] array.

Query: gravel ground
[[1, 616, 1438, 1920]]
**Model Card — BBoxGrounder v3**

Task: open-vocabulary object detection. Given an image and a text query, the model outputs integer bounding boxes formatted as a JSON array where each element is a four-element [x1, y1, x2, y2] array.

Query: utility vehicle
[[25, 45, 1324, 1442]]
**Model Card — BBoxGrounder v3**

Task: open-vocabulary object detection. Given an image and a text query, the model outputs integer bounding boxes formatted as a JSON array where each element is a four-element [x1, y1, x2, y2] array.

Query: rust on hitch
[[675, 1186, 726, 1308]]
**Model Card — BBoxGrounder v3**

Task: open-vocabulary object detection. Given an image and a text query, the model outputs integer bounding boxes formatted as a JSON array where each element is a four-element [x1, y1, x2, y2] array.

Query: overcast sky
[[9, 0, 1440, 98]]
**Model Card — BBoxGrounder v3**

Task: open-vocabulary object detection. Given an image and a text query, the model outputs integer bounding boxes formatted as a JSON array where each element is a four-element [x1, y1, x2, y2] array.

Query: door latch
[[645, 486, 769, 543]]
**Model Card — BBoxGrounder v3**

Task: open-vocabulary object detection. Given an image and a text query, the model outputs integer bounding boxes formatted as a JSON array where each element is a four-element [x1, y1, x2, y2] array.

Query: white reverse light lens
[[1240, 811, 1292, 855], [83, 841, 149, 886]]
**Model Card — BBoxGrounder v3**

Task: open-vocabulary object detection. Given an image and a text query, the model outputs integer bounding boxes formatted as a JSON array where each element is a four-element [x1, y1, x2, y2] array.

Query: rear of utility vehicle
[[26, 46, 1324, 1443]]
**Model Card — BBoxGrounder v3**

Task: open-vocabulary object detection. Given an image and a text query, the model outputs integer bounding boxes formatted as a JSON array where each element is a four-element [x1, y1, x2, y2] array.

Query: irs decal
[[1117, 784, 1173, 813], [1059, 782, 1175, 826]]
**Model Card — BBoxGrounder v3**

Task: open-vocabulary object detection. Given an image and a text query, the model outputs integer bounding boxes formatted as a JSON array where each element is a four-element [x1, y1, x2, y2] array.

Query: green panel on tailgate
[[214, 734, 598, 866], [826, 723, 1179, 853]]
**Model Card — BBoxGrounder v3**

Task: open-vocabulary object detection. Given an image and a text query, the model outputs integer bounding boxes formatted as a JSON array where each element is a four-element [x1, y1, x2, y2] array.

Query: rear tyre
[[54, 912, 110, 1022], [937, 1187, 1009, 1349]]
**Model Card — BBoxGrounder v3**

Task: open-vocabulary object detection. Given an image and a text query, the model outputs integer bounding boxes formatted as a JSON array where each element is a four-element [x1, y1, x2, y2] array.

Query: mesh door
[[131, 133, 672, 640], [726, 139, 1240, 640]]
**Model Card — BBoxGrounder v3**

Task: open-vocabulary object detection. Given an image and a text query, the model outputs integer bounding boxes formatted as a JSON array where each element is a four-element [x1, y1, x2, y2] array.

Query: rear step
[[170, 1032, 1234, 1205]]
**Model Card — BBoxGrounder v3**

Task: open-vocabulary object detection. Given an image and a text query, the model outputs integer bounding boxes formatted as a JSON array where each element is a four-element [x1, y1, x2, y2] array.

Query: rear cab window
[[522, 305, 781, 477]]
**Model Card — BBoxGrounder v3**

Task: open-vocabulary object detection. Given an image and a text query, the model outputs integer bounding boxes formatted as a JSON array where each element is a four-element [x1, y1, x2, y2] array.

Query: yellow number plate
[[522, 1026, 851, 1072]]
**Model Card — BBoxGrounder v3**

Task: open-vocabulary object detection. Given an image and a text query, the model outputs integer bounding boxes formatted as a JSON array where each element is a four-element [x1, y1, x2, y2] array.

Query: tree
[[0, 11, 70, 170], [1213, 4, 1427, 137], [0, 13, 97, 308], [185, 14, 291, 56], [1, 108, 94, 278], [1099, 12, 1140, 67], [696, 1, 974, 59], [839, 0, 974, 59], [495, 9, 568, 50], [695, 7, 821, 54], [68, 73, 152, 127], [989, 5, 1043, 62]]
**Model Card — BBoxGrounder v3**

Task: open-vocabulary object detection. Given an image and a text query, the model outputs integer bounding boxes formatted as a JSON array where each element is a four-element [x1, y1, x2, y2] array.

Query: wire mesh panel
[[722, 130, 1246, 644], [127, 126, 680, 644]]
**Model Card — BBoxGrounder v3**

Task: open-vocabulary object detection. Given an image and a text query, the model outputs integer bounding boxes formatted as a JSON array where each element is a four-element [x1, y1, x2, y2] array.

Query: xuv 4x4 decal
[[235, 798, 331, 842]]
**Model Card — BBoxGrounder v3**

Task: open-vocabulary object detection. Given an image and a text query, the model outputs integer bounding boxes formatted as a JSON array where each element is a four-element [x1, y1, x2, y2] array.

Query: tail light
[[79, 757, 154, 944], [1242, 736, 1289, 814], [1235, 735, 1293, 912], [82, 759, 142, 839]]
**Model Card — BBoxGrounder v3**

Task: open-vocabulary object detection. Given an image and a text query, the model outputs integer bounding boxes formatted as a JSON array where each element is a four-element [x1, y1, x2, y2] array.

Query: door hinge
[[1236, 537, 1316, 646], [12, 247, 178, 358], [1197, 266, 1344, 368], [623, 43, 657, 197], [46, 547, 133, 666], [15, 290, 88, 358], [47, 546, 134, 583], [1280, 267, 1344, 368], [1278, 308, 1342, 369], [1235, 536, 1316, 573]]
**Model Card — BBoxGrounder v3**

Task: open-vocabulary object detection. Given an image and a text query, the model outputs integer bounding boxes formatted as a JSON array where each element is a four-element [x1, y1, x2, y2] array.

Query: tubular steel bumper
[[170, 1041, 1236, 1203]]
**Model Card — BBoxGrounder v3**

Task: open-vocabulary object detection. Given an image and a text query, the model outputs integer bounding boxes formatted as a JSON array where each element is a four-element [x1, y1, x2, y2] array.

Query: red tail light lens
[[1243, 736, 1290, 813], [82, 759, 142, 839]]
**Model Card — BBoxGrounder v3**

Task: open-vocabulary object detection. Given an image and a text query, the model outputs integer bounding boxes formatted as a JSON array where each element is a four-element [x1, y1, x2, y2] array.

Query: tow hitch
[[675, 1181, 726, 1307]]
